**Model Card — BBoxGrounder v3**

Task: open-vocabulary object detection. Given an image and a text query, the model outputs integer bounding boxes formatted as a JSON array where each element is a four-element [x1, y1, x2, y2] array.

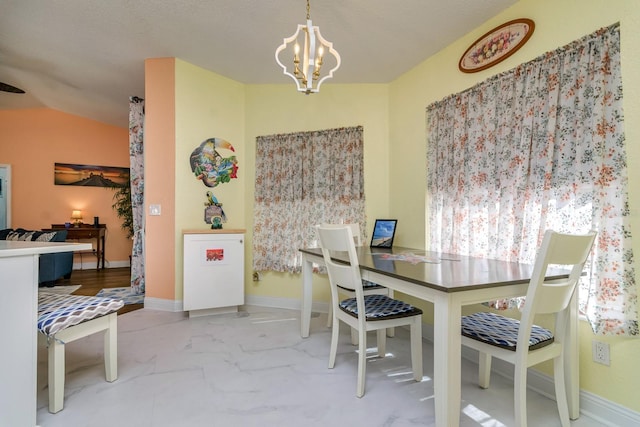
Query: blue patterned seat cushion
[[361, 279, 385, 289], [461, 311, 554, 351], [338, 279, 386, 292], [339, 294, 422, 320], [38, 292, 124, 336]]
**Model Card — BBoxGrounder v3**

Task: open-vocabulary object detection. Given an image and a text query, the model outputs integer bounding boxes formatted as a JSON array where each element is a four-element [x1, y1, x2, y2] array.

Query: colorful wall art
[[189, 138, 238, 228], [189, 138, 238, 188]]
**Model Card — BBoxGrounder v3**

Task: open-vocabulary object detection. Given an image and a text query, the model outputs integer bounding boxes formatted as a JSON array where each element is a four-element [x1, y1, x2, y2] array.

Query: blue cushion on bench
[[38, 292, 124, 337], [461, 311, 554, 351]]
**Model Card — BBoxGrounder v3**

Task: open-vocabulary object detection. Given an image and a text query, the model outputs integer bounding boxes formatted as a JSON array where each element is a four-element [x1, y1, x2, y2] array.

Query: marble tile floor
[[36, 306, 607, 427]]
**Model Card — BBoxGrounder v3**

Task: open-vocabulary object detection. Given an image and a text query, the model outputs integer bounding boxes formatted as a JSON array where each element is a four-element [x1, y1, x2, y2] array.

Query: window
[[253, 126, 365, 273], [426, 24, 637, 336]]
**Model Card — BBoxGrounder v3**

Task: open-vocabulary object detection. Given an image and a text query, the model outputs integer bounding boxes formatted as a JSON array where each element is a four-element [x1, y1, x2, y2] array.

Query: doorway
[[0, 164, 11, 229]]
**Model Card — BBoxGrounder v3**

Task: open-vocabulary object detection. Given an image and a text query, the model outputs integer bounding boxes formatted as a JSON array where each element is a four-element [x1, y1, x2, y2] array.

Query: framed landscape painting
[[54, 163, 130, 187]]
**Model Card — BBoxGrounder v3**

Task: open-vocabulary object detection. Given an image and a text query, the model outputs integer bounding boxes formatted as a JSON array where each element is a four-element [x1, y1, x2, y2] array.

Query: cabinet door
[[183, 233, 244, 311]]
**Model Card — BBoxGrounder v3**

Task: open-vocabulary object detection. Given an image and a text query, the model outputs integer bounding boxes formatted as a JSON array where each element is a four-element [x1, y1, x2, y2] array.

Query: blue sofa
[[0, 228, 73, 286]]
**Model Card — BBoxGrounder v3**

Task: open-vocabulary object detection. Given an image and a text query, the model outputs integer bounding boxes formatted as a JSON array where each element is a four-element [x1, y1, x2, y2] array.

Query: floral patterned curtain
[[253, 126, 366, 273], [129, 97, 145, 295], [426, 24, 638, 336]]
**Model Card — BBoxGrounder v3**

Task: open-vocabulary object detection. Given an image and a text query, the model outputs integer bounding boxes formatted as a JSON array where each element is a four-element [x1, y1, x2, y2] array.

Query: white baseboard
[[140, 295, 327, 314], [578, 388, 640, 426], [143, 296, 183, 312], [72, 260, 130, 270], [244, 294, 329, 313]]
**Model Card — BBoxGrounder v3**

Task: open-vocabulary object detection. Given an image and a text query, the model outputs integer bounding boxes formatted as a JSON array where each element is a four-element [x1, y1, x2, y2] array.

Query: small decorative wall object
[[204, 191, 226, 229], [458, 18, 534, 73], [190, 138, 238, 228]]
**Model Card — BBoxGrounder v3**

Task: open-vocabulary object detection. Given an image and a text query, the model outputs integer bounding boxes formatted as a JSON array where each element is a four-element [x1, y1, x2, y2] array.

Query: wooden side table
[[46, 224, 106, 269]]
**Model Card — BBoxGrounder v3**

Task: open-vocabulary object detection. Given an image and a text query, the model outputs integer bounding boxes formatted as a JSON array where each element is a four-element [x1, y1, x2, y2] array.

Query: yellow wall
[[148, 65, 390, 306], [388, 0, 640, 412], [0, 108, 131, 265], [174, 59, 246, 300], [244, 84, 390, 303]]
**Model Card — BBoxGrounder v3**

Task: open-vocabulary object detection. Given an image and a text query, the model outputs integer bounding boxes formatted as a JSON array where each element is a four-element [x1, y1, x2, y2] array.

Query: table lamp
[[71, 210, 83, 227]]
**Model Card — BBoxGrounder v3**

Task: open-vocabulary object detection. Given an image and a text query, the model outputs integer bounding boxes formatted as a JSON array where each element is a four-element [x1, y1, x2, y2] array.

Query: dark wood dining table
[[299, 245, 578, 427]]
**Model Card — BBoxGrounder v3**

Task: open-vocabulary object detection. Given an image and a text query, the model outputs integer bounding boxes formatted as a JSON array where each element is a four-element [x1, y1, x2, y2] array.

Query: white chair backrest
[[526, 230, 596, 315], [320, 223, 362, 246], [316, 225, 365, 300], [518, 229, 596, 351]]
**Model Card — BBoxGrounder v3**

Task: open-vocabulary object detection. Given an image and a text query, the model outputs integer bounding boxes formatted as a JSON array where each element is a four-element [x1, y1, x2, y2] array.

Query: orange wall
[[0, 108, 131, 266], [144, 58, 176, 300]]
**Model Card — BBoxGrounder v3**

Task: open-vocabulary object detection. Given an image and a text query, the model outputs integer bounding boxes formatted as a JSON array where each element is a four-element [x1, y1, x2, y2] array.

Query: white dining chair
[[461, 229, 597, 427], [321, 223, 394, 342], [316, 224, 423, 398]]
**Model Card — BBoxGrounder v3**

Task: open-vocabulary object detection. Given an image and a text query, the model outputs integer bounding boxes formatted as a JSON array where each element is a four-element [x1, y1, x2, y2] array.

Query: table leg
[[566, 290, 580, 419], [301, 256, 313, 338], [433, 294, 461, 427], [100, 235, 105, 269]]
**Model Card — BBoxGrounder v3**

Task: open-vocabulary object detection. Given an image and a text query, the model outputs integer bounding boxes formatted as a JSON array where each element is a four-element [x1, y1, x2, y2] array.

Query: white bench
[[38, 292, 124, 413]]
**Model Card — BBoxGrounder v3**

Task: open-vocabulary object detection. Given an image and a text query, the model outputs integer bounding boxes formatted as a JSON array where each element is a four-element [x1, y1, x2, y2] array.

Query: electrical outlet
[[592, 341, 610, 366]]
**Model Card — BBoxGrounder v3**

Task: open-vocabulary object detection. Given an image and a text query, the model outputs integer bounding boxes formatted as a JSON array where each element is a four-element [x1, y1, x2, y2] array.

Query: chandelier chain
[[306, 0, 310, 20]]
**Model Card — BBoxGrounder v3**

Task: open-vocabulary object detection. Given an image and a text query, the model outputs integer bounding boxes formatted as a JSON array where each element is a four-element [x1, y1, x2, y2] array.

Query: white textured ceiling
[[0, 0, 517, 127]]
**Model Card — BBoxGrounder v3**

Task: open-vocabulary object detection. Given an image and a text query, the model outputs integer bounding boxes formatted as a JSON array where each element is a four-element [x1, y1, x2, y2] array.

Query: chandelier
[[275, 0, 341, 94]]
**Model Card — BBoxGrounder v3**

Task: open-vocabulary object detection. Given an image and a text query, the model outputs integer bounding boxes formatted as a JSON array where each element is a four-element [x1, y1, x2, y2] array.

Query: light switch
[[149, 204, 162, 216]]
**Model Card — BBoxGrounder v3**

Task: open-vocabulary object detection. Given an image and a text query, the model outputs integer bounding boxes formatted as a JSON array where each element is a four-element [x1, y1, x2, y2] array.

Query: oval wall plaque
[[459, 18, 535, 73]]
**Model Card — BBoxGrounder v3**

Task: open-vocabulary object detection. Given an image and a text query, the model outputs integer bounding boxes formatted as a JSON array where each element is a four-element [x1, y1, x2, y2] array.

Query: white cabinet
[[183, 230, 245, 317]]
